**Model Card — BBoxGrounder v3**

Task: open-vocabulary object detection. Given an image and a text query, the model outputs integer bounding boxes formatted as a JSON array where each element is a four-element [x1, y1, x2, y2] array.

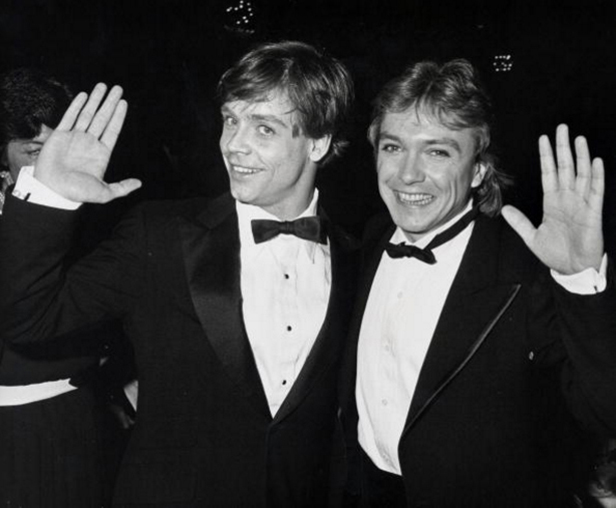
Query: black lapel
[[400, 215, 521, 437], [340, 214, 395, 408], [348, 214, 396, 353], [179, 193, 270, 418], [274, 213, 359, 422]]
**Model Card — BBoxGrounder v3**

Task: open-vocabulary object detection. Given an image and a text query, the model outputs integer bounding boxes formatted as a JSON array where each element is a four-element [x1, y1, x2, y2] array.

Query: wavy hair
[[0, 68, 73, 152], [368, 59, 511, 216], [218, 41, 354, 167]]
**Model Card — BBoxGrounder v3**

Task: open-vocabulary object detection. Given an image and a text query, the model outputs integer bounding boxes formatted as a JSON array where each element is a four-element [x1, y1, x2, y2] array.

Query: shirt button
[[384, 343, 391, 352], [397, 291, 403, 299], [282, 380, 287, 385], [287, 325, 292, 331], [378, 447, 390, 463], [381, 399, 388, 406], [284, 273, 290, 279]]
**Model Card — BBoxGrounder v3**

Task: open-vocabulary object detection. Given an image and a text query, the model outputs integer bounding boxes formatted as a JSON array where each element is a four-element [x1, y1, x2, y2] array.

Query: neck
[[262, 191, 317, 221]]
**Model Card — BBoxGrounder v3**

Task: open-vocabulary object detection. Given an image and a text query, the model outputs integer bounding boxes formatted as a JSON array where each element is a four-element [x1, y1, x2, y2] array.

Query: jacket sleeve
[[556, 267, 616, 436], [0, 193, 145, 346], [531, 262, 616, 436]]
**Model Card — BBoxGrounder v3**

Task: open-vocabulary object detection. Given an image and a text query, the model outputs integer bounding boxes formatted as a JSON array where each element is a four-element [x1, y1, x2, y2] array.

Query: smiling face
[[3, 124, 53, 180], [375, 109, 485, 242], [219, 90, 330, 220]]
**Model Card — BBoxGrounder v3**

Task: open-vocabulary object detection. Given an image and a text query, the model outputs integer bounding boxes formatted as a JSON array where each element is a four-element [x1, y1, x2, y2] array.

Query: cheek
[[6, 150, 27, 174], [376, 161, 395, 185], [219, 132, 229, 152]]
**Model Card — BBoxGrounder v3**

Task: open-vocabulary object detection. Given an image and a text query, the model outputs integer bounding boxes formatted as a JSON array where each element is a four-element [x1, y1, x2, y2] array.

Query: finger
[[573, 136, 592, 198], [501, 205, 537, 248], [99, 178, 142, 203], [101, 99, 128, 151], [56, 92, 88, 131], [588, 157, 605, 213], [74, 83, 108, 131], [538, 134, 558, 193], [88, 85, 124, 138], [555, 124, 575, 190]]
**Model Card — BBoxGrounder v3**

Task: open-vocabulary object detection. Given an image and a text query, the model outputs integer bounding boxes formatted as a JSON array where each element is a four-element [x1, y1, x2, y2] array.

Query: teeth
[[396, 192, 434, 205], [233, 165, 259, 174]]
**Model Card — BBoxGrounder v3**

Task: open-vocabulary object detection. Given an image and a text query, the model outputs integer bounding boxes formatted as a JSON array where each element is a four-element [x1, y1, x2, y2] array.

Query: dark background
[[2, 0, 614, 245]]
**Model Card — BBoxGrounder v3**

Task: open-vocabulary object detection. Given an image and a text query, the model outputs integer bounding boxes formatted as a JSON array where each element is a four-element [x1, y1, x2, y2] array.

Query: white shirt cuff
[[13, 166, 81, 210], [551, 254, 608, 294]]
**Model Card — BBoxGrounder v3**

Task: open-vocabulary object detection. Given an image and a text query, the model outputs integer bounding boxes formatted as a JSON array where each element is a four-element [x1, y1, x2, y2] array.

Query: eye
[[27, 149, 41, 159], [379, 143, 400, 153], [221, 115, 237, 128], [427, 148, 451, 158], [257, 125, 274, 136]]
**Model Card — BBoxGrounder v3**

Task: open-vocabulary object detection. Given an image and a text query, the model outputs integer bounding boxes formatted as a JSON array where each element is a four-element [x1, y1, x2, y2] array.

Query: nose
[[398, 152, 424, 184], [221, 124, 250, 155]]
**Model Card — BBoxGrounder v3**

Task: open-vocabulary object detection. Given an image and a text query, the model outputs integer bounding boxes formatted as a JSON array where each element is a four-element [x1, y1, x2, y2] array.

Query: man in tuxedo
[[342, 59, 616, 507], [0, 41, 357, 507]]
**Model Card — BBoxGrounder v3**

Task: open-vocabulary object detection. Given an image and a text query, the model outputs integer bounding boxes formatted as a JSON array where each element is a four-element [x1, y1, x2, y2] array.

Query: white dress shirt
[[13, 168, 332, 417], [237, 192, 331, 417], [355, 202, 608, 475], [12, 169, 606, 426], [356, 204, 475, 474]]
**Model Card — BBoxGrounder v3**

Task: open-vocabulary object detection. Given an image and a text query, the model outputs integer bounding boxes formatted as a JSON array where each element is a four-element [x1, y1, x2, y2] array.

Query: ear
[[309, 135, 332, 163], [470, 161, 487, 188]]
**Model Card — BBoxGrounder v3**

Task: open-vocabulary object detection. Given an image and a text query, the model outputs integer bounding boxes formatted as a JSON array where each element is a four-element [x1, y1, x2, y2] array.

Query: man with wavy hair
[[341, 59, 616, 507]]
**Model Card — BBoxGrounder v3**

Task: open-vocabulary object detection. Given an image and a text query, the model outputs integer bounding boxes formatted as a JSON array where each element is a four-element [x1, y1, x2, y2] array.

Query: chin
[[391, 210, 432, 232]]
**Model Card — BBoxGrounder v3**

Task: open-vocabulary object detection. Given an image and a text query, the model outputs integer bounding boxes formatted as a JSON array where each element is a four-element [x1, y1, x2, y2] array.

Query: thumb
[[501, 205, 537, 248], [99, 178, 142, 203]]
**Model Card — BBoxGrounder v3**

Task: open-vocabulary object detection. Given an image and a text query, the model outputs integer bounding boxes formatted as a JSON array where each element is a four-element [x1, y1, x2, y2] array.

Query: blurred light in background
[[224, 0, 257, 35], [493, 54, 513, 72]]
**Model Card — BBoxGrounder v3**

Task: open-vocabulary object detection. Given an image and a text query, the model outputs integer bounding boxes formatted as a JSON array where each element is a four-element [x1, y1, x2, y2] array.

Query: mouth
[[230, 164, 262, 175], [394, 191, 435, 206]]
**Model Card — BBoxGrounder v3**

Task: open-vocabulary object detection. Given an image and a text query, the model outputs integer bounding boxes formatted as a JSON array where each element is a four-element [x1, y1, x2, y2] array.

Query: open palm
[[502, 124, 604, 275], [35, 83, 141, 203]]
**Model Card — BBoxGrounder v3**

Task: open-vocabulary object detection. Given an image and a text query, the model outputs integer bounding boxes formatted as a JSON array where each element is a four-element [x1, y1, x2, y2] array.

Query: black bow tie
[[251, 216, 327, 244], [385, 207, 479, 264]]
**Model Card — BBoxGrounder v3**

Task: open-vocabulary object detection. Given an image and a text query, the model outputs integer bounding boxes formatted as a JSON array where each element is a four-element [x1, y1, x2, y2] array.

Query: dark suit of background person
[[340, 60, 616, 508], [0, 68, 112, 507], [0, 41, 357, 507]]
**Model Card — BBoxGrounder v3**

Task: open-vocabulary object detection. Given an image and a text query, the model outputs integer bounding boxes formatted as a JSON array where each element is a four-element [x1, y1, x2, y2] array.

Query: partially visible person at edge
[[0, 67, 113, 507], [340, 59, 616, 507], [0, 41, 358, 507]]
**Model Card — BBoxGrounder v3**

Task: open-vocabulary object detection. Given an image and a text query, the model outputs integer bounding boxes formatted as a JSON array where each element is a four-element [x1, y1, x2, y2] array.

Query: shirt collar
[[236, 190, 323, 261]]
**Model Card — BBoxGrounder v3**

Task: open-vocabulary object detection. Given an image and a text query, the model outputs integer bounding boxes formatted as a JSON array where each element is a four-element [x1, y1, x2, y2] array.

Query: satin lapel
[[274, 217, 358, 423], [349, 215, 396, 356], [179, 194, 270, 418], [340, 215, 396, 408], [401, 216, 521, 437]]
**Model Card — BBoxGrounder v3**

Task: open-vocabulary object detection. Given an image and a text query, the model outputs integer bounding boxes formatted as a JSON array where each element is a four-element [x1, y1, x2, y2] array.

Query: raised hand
[[501, 124, 604, 274], [34, 83, 141, 203]]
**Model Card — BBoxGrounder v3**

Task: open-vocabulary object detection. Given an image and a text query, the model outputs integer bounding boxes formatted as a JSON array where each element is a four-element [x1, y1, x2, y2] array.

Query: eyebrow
[[220, 105, 292, 130], [249, 113, 291, 130], [424, 138, 462, 153], [378, 132, 403, 144], [378, 131, 462, 153]]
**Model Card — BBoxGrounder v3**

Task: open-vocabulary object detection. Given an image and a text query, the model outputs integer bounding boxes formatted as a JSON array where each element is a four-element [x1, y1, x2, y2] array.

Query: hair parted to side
[[217, 40, 354, 167], [368, 59, 511, 216], [0, 68, 73, 151]]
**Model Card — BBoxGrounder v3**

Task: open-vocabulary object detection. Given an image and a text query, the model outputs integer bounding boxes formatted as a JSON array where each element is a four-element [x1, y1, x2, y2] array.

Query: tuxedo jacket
[[0, 192, 359, 507], [341, 213, 616, 507]]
